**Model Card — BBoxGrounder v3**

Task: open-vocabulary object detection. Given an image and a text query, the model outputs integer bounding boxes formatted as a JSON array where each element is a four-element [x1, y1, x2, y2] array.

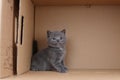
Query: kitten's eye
[[52, 38, 56, 40], [60, 37, 62, 40]]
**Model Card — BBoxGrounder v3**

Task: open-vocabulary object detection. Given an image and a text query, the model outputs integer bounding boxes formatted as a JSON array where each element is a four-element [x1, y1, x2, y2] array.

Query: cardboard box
[[0, 0, 120, 79], [0, 0, 14, 78]]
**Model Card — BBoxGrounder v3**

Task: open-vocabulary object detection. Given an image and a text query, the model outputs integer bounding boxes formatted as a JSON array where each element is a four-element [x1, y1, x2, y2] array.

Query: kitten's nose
[[57, 40, 59, 42]]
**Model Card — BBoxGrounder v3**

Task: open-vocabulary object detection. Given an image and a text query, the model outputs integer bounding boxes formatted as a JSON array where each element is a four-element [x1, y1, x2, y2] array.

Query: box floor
[[1, 70, 120, 80]]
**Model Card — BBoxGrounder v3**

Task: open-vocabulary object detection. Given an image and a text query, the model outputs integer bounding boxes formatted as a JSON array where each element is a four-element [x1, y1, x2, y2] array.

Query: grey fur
[[30, 29, 67, 73]]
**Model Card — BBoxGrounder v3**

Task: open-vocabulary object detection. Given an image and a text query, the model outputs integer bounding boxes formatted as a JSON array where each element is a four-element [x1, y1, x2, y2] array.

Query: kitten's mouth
[[50, 43, 60, 46]]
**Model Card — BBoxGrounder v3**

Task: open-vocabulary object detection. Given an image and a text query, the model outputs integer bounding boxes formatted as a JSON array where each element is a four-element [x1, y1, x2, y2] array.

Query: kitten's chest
[[54, 49, 65, 60], [50, 48, 65, 55], [47, 48, 66, 61]]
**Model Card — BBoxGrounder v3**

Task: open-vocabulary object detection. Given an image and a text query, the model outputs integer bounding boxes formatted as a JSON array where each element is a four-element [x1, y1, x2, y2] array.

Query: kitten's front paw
[[61, 70, 67, 73], [57, 68, 67, 73], [64, 67, 68, 71], [30, 68, 39, 71]]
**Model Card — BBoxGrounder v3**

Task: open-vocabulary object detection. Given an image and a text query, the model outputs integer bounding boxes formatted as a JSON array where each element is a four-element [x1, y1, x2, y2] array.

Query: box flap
[[17, 0, 34, 75]]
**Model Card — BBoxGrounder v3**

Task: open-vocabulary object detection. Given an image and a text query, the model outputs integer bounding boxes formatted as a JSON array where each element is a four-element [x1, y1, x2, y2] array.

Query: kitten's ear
[[61, 29, 66, 34], [47, 30, 51, 37]]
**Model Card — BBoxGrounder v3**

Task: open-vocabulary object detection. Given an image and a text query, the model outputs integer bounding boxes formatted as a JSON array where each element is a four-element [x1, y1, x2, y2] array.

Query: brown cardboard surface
[[32, 0, 120, 6], [35, 6, 120, 70], [0, 0, 14, 78], [0, 0, 2, 78], [17, 0, 34, 75], [1, 70, 120, 80]]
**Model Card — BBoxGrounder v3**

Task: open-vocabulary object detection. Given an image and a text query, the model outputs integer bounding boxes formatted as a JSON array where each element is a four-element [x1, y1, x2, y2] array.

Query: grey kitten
[[30, 29, 67, 73]]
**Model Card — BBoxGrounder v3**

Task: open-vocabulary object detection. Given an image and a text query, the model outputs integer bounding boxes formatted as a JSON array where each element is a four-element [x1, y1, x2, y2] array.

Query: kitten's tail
[[32, 40, 38, 56]]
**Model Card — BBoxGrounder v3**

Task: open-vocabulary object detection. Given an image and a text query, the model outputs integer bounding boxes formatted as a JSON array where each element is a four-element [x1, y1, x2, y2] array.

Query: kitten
[[30, 29, 67, 73]]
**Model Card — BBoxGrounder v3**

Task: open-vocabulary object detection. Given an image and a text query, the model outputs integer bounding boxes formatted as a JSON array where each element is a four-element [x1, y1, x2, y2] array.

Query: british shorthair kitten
[[30, 29, 67, 73]]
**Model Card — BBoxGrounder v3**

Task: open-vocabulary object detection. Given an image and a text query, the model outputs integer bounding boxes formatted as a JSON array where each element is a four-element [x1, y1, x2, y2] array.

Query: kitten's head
[[47, 29, 66, 48]]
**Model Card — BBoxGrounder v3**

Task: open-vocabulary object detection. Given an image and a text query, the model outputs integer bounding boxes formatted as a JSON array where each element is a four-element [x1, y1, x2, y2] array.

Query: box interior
[[10, 0, 120, 77], [35, 6, 120, 70]]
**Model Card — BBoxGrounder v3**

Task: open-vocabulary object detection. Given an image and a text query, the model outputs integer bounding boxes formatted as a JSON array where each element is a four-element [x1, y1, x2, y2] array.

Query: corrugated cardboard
[[0, 0, 14, 78], [17, 0, 34, 75]]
